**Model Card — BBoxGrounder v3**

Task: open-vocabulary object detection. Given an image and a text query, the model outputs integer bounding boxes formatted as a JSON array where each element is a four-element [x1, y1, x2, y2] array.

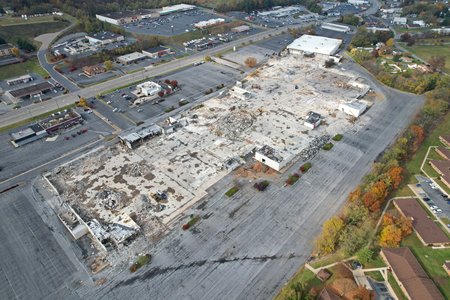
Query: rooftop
[[305, 111, 321, 124], [381, 247, 444, 300], [440, 135, 450, 145], [287, 34, 342, 56], [160, 4, 196, 13], [256, 145, 284, 163], [394, 198, 450, 245], [429, 159, 450, 183], [436, 146, 450, 160], [10, 127, 35, 141], [6, 74, 33, 83], [39, 109, 81, 130], [8, 82, 53, 98], [96, 9, 153, 20], [117, 51, 147, 62]]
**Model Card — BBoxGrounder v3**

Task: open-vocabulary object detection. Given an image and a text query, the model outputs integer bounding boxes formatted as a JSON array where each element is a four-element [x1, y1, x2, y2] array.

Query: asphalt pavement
[[416, 175, 450, 219], [68, 60, 424, 300]]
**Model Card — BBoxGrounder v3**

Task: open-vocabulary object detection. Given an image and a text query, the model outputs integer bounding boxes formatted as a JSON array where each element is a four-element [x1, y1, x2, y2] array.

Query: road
[[34, 22, 80, 92], [1, 26, 291, 129]]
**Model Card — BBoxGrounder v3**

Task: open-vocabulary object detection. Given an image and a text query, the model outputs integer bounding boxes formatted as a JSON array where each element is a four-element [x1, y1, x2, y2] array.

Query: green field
[[0, 57, 48, 80], [0, 15, 56, 26], [401, 233, 450, 298], [0, 19, 70, 45], [403, 44, 450, 73]]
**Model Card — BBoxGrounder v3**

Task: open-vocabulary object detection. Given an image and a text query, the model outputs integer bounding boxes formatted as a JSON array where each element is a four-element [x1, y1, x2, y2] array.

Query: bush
[[322, 142, 334, 150], [253, 180, 270, 191], [225, 186, 239, 197], [129, 254, 151, 273], [165, 106, 175, 113], [332, 134, 343, 141], [286, 173, 300, 185], [300, 162, 312, 173], [179, 99, 189, 107], [244, 57, 257, 67], [182, 223, 190, 230]]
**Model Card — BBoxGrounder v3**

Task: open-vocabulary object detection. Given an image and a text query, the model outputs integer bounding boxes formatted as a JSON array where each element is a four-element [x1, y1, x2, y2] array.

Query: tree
[[104, 60, 113, 71], [409, 125, 425, 152], [343, 202, 369, 225], [158, 91, 164, 97], [78, 97, 88, 107], [386, 38, 395, 48], [204, 55, 212, 62], [170, 80, 178, 88], [341, 15, 360, 26], [387, 166, 403, 189], [244, 57, 257, 68], [340, 223, 373, 255], [11, 47, 20, 57], [314, 216, 345, 255], [396, 216, 413, 236], [428, 56, 446, 71], [379, 224, 402, 247], [356, 247, 374, 265], [17, 38, 36, 52]]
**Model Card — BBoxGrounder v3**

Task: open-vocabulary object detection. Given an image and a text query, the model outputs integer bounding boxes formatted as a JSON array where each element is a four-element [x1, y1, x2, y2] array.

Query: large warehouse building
[[287, 35, 342, 57]]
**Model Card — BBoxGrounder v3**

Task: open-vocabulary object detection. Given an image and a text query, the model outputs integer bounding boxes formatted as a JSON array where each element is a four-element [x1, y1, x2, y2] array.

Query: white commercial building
[[393, 17, 407, 25], [7, 74, 33, 86], [254, 145, 287, 171], [348, 0, 368, 5], [137, 81, 162, 97], [117, 52, 147, 64], [85, 31, 124, 46], [412, 20, 425, 27], [321, 22, 351, 33], [194, 18, 225, 29], [338, 101, 367, 117], [287, 35, 342, 57], [159, 4, 196, 16]]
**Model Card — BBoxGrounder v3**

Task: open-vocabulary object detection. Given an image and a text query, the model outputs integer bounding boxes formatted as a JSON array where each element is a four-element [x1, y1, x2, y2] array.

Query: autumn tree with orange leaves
[[379, 212, 412, 247], [409, 125, 425, 152], [387, 166, 403, 189]]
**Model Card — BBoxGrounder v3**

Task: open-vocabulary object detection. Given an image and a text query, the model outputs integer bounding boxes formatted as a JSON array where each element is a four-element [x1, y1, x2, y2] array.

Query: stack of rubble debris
[[300, 134, 331, 161]]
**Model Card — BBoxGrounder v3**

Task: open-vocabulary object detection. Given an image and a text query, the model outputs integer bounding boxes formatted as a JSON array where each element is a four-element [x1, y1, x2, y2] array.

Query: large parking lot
[[0, 73, 64, 107], [100, 62, 241, 123], [0, 188, 77, 299], [0, 107, 114, 183], [123, 9, 230, 36]]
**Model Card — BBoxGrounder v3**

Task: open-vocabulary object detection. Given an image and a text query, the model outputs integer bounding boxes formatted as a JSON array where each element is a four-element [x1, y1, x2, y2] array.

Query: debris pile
[[212, 110, 255, 140], [97, 190, 125, 210], [299, 134, 331, 161]]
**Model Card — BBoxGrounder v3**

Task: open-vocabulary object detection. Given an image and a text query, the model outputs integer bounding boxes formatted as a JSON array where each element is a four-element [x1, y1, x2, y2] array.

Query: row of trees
[[314, 106, 446, 256]]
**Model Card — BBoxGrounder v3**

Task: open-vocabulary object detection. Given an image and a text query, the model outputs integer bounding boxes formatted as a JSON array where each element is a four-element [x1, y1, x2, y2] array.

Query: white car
[[430, 205, 438, 210]]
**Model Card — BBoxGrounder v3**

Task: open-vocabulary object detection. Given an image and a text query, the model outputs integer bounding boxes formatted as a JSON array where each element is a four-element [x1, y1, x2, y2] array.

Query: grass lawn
[[403, 44, 450, 73], [275, 268, 323, 300], [310, 251, 347, 269], [0, 19, 70, 44], [403, 112, 450, 179], [388, 273, 408, 300], [0, 57, 48, 80], [391, 184, 415, 198], [0, 15, 57, 25], [365, 271, 384, 282], [401, 232, 450, 298]]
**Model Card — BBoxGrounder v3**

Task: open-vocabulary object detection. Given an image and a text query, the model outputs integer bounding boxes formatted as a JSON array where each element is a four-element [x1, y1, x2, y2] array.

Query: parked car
[[430, 205, 438, 210], [423, 197, 430, 201]]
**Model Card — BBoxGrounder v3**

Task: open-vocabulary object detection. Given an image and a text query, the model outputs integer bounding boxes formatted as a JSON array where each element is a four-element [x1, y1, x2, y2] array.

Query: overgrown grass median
[[225, 186, 239, 197]]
